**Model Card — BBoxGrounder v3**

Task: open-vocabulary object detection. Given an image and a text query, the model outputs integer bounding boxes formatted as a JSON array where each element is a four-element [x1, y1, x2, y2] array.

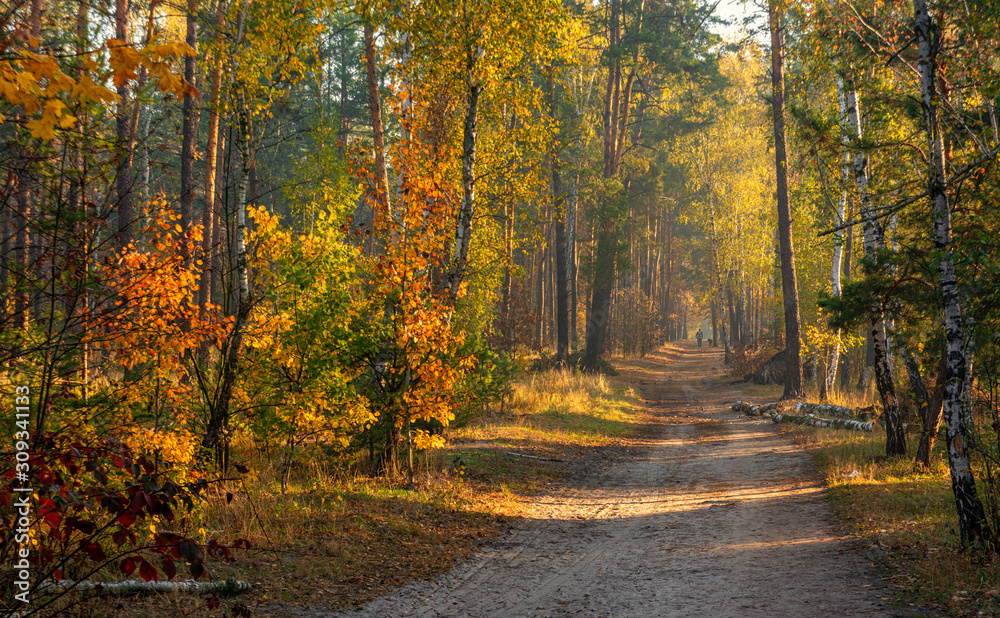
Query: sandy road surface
[[334, 343, 918, 617]]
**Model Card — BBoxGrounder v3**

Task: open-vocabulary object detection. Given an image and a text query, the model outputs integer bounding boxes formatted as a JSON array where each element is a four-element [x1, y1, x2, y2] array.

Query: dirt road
[[336, 343, 914, 617]]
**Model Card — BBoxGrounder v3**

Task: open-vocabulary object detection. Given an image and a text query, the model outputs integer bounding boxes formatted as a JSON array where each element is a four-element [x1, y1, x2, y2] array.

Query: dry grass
[[460, 369, 643, 445], [779, 412, 1000, 616], [722, 363, 1000, 615], [67, 368, 642, 617], [435, 369, 645, 511]]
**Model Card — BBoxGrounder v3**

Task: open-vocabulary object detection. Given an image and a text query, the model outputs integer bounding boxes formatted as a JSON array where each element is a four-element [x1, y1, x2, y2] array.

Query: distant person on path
[[696, 329, 703, 347]]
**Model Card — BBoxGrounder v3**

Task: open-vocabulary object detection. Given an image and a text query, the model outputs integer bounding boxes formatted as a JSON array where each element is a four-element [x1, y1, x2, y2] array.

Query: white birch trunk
[[844, 86, 905, 455], [233, 118, 251, 306], [824, 78, 851, 396], [914, 0, 986, 545], [450, 40, 481, 301]]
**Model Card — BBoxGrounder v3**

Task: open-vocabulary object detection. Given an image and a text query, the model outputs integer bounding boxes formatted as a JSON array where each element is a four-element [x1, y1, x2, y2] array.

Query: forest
[[3, 0, 1000, 614]]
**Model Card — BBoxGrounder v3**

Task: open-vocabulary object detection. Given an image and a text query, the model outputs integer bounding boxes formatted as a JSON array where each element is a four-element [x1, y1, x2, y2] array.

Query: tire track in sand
[[318, 342, 925, 617]]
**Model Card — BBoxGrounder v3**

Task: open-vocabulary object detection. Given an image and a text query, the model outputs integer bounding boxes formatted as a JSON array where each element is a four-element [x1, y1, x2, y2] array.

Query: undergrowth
[[782, 414, 1000, 616], [70, 367, 641, 617]]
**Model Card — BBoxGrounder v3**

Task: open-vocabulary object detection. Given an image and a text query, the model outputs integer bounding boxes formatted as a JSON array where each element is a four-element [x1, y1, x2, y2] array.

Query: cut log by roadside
[[731, 401, 869, 420], [38, 577, 252, 596], [772, 413, 874, 432], [732, 401, 777, 416], [732, 401, 875, 431]]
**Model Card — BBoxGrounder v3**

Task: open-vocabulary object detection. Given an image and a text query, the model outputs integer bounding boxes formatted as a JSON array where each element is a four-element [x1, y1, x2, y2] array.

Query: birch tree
[[913, 0, 987, 546]]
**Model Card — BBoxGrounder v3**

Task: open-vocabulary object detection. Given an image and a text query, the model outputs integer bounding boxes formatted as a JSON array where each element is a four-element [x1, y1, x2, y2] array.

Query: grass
[[739, 377, 1000, 616], [68, 368, 643, 617], [442, 369, 645, 498], [789, 425, 1000, 616], [724, 361, 1000, 615]]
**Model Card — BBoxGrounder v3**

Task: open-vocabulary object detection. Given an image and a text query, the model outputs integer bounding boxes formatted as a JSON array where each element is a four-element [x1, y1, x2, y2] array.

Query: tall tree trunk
[[914, 0, 987, 546], [823, 78, 852, 400], [206, 5, 253, 471], [844, 86, 904, 455], [711, 301, 718, 348], [914, 346, 947, 468], [76, 0, 91, 398], [500, 200, 514, 347], [364, 23, 390, 207], [769, 0, 803, 399], [583, 0, 624, 371], [726, 282, 740, 346], [839, 209, 853, 389], [553, 174, 569, 363], [534, 247, 544, 348], [708, 199, 727, 353], [206, 111, 252, 471], [115, 0, 134, 249], [448, 43, 480, 303], [550, 72, 569, 364], [180, 0, 199, 264], [200, 0, 227, 343]]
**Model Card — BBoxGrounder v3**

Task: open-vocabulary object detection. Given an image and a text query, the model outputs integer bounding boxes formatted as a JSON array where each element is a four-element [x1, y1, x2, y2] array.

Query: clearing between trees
[[275, 342, 919, 617]]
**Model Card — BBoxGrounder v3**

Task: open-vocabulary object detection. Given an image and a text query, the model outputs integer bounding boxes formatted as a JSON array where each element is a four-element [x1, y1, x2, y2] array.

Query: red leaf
[[117, 511, 137, 527], [179, 540, 200, 562], [233, 538, 252, 550], [138, 559, 158, 582], [161, 555, 177, 580], [42, 509, 61, 531], [53, 569, 62, 582], [112, 528, 131, 546], [189, 559, 205, 580], [68, 517, 97, 534], [85, 542, 106, 563], [120, 557, 136, 576]]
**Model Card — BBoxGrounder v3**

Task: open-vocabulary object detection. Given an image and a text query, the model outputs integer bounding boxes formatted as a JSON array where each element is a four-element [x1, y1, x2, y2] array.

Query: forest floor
[[285, 341, 928, 617]]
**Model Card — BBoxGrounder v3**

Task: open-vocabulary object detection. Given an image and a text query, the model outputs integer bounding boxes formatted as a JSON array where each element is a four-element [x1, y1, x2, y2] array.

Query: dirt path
[[334, 343, 914, 617]]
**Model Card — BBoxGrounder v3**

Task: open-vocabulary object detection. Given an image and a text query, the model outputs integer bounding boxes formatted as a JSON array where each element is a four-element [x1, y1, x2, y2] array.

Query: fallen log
[[732, 401, 874, 421], [788, 402, 857, 419], [505, 451, 562, 462], [731, 401, 777, 417], [37, 576, 252, 596], [772, 413, 874, 432]]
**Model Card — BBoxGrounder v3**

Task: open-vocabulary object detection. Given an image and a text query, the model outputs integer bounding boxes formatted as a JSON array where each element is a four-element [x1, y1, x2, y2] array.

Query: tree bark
[[500, 200, 514, 347], [364, 23, 390, 208], [206, 5, 254, 471], [199, 0, 227, 339], [180, 0, 200, 264], [710, 301, 718, 347], [449, 45, 480, 303], [205, 113, 253, 471], [843, 85, 904, 454], [914, 0, 987, 546], [769, 0, 803, 399], [839, 211, 853, 390], [115, 0, 134, 249], [583, 0, 628, 371], [823, 77, 852, 400], [914, 346, 947, 468], [549, 72, 569, 364]]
